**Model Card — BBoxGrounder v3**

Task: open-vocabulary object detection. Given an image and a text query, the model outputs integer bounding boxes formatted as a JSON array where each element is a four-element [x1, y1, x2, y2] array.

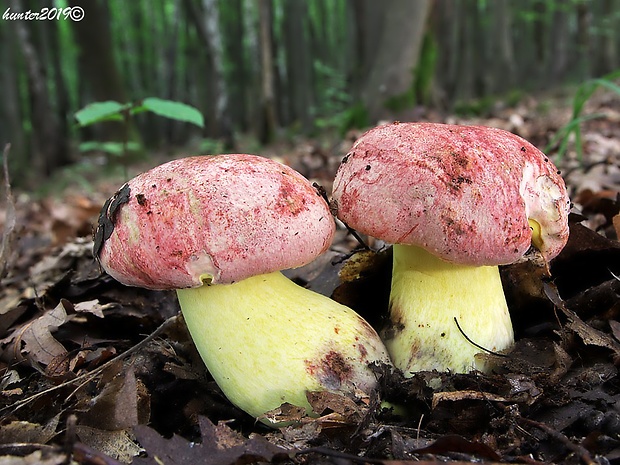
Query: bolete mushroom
[[331, 122, 570, 375], [95, 154, 391, 425]]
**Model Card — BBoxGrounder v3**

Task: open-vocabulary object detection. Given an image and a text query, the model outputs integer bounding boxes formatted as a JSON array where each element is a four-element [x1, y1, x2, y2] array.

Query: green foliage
[[136, 98, 205, 127], [75, 101, 128, 126], [75, 98, 204, 128], [547, 70, 620, 159]]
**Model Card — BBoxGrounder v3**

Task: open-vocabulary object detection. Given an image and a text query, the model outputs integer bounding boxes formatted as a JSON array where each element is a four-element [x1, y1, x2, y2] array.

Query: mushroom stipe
[[96, 154, 392, 426], [332, 122, 570, 375]]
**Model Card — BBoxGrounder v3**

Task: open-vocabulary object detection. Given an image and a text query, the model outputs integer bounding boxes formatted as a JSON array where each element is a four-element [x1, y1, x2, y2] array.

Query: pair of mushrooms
[[96, 122, 570, 426]]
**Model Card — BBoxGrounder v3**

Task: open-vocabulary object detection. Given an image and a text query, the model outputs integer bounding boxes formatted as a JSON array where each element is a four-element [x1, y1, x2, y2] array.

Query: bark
[[257, 0, 278, 143], [360, 0, 432, 122], [0, 22, 26, 177], [224, 0, 249, 132], [163, 0, 181, 145], [11, 0, 67, 178], [593, 0, 617, 75], [202, 0, 232, 144], [576, 0, 593, 78], [490, 0, 515, 93], [350, 0, 386, 100], [185, 0, 233, 144], [71, 0, 132, 145], [549, 5, 570, 82], [283, 0, 313, 132]]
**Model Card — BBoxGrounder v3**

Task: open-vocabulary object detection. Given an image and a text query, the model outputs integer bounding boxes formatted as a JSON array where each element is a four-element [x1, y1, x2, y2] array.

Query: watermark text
[[3, 6, 84, 22]]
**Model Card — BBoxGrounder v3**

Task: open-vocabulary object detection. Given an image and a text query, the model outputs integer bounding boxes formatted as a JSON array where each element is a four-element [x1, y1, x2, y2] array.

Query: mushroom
[[331, 122, 570, 375], [95, 154, 391, 425]]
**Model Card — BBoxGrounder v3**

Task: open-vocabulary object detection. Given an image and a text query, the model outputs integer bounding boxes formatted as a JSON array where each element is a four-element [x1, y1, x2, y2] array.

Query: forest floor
[[0, 88, 619, 465]]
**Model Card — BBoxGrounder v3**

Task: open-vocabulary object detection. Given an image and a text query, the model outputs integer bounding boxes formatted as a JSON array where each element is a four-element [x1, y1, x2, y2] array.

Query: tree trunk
[[350, 0, 386, 100], [549, 4, 569, 82], [11, 0, 66, 179], [361, 0, 432, 122], [224, 0, 249, 133], [0, 21, 26, 179], [284, 0, 313, 132], [490, 0, 515, 94], [185, 0, 233, 145], [71, 0, 130, 142], [258, 0, 278, 144]]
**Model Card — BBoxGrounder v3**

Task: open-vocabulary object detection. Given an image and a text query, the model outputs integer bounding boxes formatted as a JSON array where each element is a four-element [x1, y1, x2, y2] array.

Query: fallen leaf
[[409, 434, 502, 461], [544, 282, 620, 358], [79, 366, 150, 431], [73, 299, 111, 318], [75, 426, 143, 463], [0, 414, 60, 445], [0, 300, 70, 366], [132, 416, 290, 465]]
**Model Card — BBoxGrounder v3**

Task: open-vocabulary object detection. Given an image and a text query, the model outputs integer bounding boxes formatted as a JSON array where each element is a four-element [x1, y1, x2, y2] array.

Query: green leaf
[[141, 97, 204, 127], [75, 101, 128, 126]]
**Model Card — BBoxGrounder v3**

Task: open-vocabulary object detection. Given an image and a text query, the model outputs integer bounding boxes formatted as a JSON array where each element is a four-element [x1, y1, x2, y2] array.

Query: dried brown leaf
[[544, 282, 620, 358], [0, 300, 70, 366], [0, 414, 60, 445], [80, 367, 150, 431], [132, 416, 290, 465], [75, 426, 143, 463]]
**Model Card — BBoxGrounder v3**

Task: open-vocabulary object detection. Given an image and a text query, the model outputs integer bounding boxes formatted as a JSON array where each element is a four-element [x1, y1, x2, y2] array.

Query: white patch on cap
[[186, 250, 221, 286]]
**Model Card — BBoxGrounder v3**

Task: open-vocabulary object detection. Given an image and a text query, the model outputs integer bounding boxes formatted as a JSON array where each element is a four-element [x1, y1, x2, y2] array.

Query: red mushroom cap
[[332, 122, 570, 266], [97, 154, 335, 289]]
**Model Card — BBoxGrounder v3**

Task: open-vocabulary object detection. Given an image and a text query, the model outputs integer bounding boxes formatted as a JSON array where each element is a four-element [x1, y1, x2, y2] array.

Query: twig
[[0, 315, 180, 416], [518, 417, 597, 465], [454, 317, 508, 357]]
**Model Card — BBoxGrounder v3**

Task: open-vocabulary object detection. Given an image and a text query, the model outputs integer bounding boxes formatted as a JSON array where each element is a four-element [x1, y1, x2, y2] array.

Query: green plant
[[75, 97, 204, 162], [75, 98, 204, 128], [547, 70, 620, 159]]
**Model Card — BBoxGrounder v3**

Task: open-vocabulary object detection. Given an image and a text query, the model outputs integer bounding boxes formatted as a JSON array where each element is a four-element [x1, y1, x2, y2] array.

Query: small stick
[[1, 315, 180, 416]]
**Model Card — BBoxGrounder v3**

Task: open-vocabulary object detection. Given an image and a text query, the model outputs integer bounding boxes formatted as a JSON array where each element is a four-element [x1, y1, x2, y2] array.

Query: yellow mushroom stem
[[382, 244, 514, 376], [176, 271, 390, 426]]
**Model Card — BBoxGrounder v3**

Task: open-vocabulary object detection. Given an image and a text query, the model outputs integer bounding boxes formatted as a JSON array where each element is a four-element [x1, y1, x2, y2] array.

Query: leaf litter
[[0, 92, 619, 464]]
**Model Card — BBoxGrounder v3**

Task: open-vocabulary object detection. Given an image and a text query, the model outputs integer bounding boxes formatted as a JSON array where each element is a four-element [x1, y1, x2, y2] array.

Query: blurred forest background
[[0, 0, 619, 187]]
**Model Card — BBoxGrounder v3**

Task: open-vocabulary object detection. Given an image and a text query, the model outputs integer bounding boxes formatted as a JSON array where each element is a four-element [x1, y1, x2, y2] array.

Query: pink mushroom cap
[[332, 122, 570, 266], [96, 154, 335, 289]]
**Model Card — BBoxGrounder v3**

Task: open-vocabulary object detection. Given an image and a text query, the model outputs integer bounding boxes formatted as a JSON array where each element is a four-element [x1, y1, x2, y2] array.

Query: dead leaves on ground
[[1, 96, 620, 464]]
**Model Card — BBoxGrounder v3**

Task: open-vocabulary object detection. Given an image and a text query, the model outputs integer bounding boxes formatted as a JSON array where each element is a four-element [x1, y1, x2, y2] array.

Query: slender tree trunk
[[225, 0, 249, 133], [0, 22, 26, 178], [11, 0, 66, 179], [350, 0, 386, 101], [203, 0, 232, 145], [258, 0, 278, 143], [184, 0, 233, 145], [163, 0, 181, 145], [490, 0, 515, 94], [576, 0, 593, 79], [71, 0, 130, 142], [549, 4, 569, 83], [361, 0, 432, 122], [284, 0, 313, 133]]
